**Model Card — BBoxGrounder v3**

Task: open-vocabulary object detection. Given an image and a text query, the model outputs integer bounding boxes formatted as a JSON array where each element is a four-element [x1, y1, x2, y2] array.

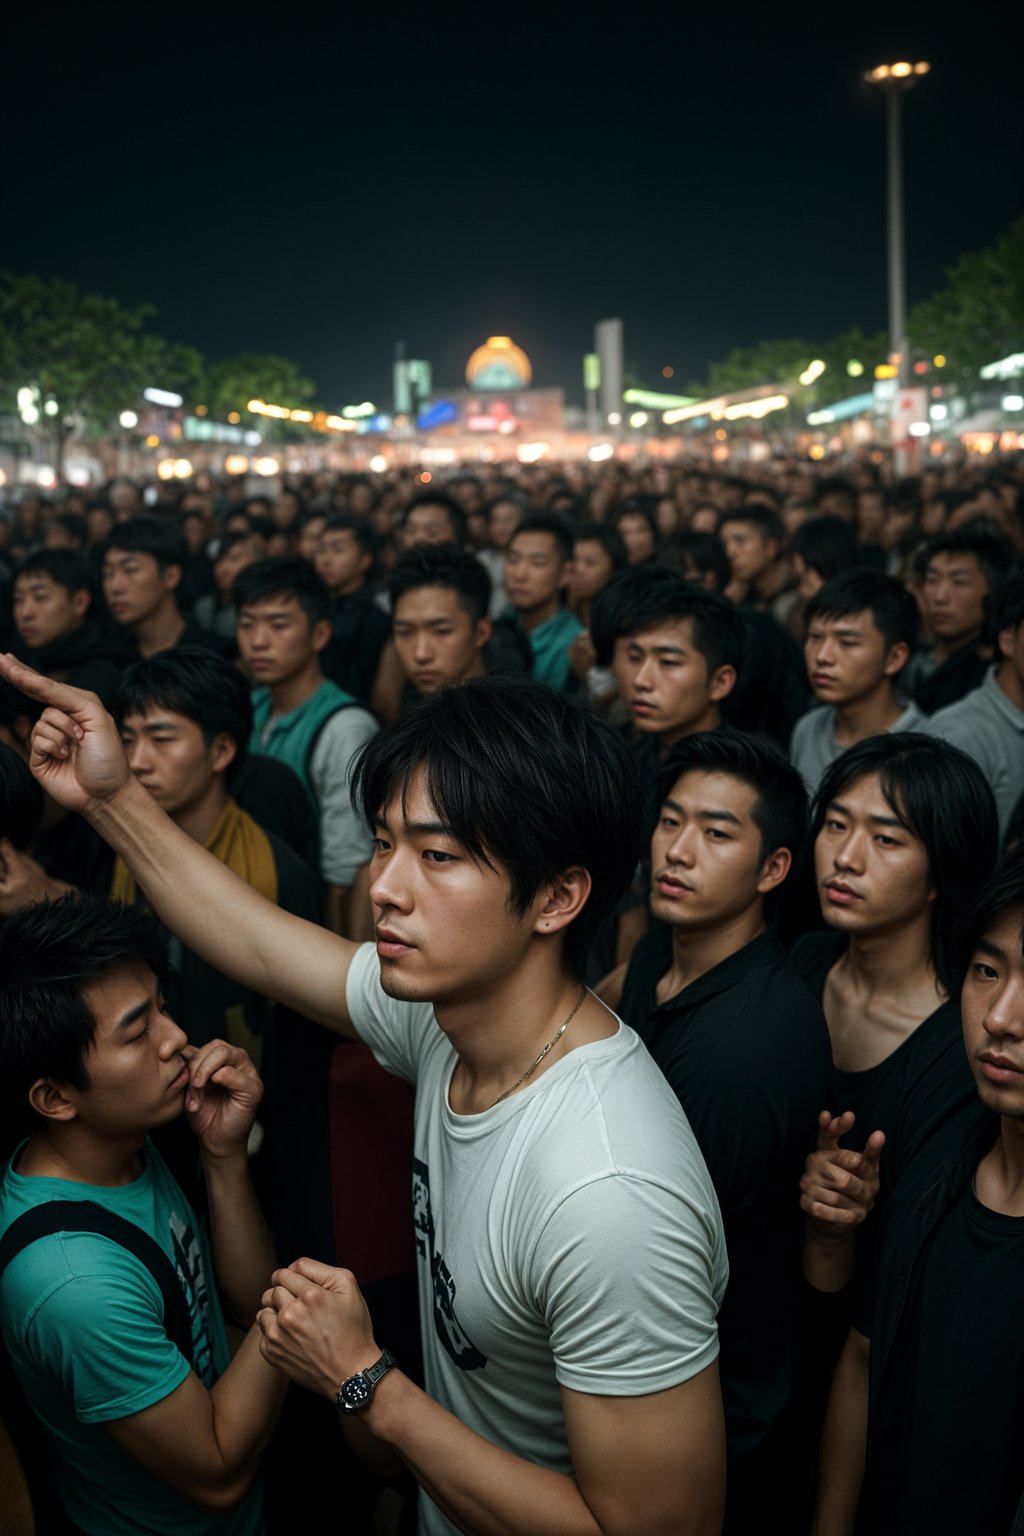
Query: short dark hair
[[323, 513, 380, 573], [953, 844, 1024, 984], [658, 731, 807, 865], [295, 507, 328, 534], [48, 512, 88, 547], [611, 499, 659, 545], [805, 568, 920, 653], [790, 516, 859, 581], [105, 516, 187, 573], [214, 529, 260, 562], [815, 477, 857, 516], [233, 556, 332, 628], [813, 733, 999, 993], [114, 648, 253, 778], [0, 740, 43, 850], [400, 491, 468, 548], [573, 522, 628, 571], [660, 531, 730, 591], [922, 521, 1017, 590], [389, 543, 492, 626], [988, 571, 1024, 639], [591, 568, 745, 676], [484, 493, 527, 528], [0, 896, 168, 1114], [351, 675, 643, 976], [13, 548, 95, 600], [509, 513, 575, 564], [719, 504, 785, 544]]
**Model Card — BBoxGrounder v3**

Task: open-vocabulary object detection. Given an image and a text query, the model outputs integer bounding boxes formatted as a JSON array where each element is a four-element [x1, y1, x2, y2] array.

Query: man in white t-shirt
[[1, 656, 728, 1536]]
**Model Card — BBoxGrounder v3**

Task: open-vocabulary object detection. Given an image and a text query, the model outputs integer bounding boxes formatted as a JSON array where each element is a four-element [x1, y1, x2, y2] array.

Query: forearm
[[203, 1152, 278, 1324], [89, 779, 355, 1031], [802, 1228, 857, 1293], [810, 1332, 869, 1536], [364, 1372, 602, 1536], [208, 1327, 288, 1492]]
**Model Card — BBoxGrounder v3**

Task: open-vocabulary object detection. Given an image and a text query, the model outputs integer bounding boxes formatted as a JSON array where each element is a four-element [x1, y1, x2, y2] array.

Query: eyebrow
[[373, 815, 459, 838], [114, 1000, 151, 1033], [827, 799, 910, 831], [124, 718, 183, 733], [630, 641, 688, 656], [974, 938, 1008, 961], [662, 797, 742, 828]]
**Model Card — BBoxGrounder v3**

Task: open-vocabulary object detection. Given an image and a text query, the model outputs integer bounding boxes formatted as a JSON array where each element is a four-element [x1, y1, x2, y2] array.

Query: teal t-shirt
[[0, 1141, 263, 1536], [524, 608, 585, 690]]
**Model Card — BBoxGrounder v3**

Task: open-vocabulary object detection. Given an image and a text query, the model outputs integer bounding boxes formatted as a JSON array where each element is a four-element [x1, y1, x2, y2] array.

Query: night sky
[[5, 3, 1022, 407]]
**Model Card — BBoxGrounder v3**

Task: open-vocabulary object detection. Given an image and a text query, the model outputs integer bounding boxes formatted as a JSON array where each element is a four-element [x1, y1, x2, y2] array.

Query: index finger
[[0, 653, 95, 716]]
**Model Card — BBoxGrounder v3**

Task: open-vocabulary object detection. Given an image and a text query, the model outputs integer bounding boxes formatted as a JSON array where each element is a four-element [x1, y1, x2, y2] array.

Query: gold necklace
[[490, 988, 588, 1108]]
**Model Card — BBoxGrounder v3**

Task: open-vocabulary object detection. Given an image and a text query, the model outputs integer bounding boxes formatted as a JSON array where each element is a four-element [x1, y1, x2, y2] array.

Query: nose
[[368, 847, 414, 914], [982, 978, 1024, 1044], [665, 824, 697, 867], [413, 632, 434, 663], [159, 1013, 189, 1059], [832, 829, 865, 873], [633, 657, 657, 691], [126, 740, 152, 774]]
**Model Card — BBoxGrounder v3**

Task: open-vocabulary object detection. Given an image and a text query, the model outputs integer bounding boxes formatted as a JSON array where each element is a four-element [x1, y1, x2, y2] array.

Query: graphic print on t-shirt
[[412, 1155, 486, 1371], [169, 1209, 216, 1385]]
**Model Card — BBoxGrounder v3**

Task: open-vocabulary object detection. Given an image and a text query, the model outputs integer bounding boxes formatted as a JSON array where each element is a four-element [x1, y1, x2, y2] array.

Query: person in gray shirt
[[790, 569, 925, 792], [923, 571, 1024, 840]]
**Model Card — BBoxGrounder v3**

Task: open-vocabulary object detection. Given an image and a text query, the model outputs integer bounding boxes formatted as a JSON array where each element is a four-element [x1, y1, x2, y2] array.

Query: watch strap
[[364, 1347, 397, 1387]]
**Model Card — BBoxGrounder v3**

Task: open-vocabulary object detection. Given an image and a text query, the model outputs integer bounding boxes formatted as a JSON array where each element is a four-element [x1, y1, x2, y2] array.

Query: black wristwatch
[[336, 1348, 397, 1414]]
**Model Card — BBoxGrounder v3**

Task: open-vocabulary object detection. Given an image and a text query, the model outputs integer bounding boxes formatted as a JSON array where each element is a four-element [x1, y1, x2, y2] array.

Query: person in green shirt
[[0, 897, 286, 1536], [504, 515, 583, 690]]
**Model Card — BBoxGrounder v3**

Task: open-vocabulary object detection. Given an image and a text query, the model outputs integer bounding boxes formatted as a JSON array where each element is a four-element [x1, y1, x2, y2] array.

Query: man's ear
[[756, 846, 792, 896], [163, 562, 183, 594], [884, 641, 910, 678], [534, 866, 593, 939], [27, 1078, 79, 1124], [474, 618, 493, 651], [71, 588, 92, 621], [708, 663, 737, 703], [312, 619, 332, 654], [209, 731, 237, 776]]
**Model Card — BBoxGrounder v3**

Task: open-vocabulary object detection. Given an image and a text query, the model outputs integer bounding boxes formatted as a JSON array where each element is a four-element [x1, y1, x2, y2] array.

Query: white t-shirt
[[345, 943, 728, 1536]]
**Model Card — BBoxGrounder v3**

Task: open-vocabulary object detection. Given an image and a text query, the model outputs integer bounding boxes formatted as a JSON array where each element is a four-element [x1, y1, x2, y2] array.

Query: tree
[[908, 216, 1024, 373], [199, 354, 316, 422], [0, 273, 197, 479], [691, 338, 812, 397]]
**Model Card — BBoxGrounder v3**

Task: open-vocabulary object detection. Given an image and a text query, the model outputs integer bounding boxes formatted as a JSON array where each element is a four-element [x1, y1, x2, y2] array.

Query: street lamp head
[[865, 60, 931, 86]]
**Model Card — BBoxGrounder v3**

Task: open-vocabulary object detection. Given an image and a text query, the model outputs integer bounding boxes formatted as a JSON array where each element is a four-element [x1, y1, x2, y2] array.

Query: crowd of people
[[0, 444, 1022, 1536]]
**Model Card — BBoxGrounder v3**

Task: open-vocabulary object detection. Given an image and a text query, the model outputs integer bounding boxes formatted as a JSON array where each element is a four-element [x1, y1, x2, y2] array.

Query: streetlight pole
[[865, 61, 930, 387]]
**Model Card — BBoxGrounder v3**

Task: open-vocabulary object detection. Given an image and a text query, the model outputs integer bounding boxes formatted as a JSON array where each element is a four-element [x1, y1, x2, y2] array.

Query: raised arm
[[800, 1111, 885, 1293], [0, 655, 362, 1036]]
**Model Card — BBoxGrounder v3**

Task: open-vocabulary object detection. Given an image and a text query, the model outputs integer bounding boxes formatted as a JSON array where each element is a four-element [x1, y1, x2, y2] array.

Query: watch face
[[342, 1374, 372, 1411]]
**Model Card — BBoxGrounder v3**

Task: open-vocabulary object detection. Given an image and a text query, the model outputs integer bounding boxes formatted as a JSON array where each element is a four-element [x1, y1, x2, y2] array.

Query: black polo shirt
[[619, 925, 832, 1517]]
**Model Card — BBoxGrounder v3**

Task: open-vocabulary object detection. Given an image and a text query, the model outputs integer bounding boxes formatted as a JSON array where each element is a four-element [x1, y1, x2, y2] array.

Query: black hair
[[400, 491, 468, 549], [48, 512, 88, 547], [591, 567, 745, 676], [389, 543, 492, 626], [13, 548, 95, 600], [484, 492, 527, 527], [988, 571, 1024, 640], [323, 513, 380, 577], [922, 521, 1017, 590], [657, 730, 807, 866], [573, 522, 628, 571], [351, 675, 643, 977], [815, 477, 858, 516], [113, 647, 252, 778], [295, 507, 328, 533], [718, 504, 785, 544], [790, 516, 859, 581], [611, 499, 659, 547], [805, 568, 920, 653], [812, 733, 999, 994], [0, 740, 44, 850], [233, 556, 332, 628], [660, 531, 730, 591], [952, 843, 1024, 984], [215, 529, 260, 561], [510, 513, 575, 565], [0, 895, 168, 1114], [104, 515, 187, 573]]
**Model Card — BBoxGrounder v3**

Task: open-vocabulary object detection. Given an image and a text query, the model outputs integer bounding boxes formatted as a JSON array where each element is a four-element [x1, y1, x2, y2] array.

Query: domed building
[[465, 336, 533, 391]]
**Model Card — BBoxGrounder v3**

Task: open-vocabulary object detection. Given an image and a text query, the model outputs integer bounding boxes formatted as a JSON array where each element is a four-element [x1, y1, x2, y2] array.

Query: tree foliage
[[907, 215, 1024, 372], [199, 353, 316, 420]]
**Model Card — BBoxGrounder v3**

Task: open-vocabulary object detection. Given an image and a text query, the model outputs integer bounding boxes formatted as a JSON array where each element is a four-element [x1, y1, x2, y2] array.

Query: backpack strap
[[0, 1201, 194, 1367]]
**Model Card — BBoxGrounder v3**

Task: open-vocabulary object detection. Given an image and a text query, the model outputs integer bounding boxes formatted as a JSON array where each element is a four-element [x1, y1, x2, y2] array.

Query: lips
[[169, 1061, 189, 1091], [654, 874, 693, 896], [824, 879, 862, 904], [979, 1053, 1024, 1084], [376, 927, 414, 959]]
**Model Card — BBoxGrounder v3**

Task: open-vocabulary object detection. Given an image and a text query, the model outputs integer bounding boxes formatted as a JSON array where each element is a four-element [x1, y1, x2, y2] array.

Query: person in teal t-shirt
[[0, 897, 288, 1536], [504, 515, 584, 690]]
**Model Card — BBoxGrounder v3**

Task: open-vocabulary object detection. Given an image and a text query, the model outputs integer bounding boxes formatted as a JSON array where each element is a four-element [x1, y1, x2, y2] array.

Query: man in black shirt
[[102, 518, 234, 661], [315, 514, 390, 706], [601, 731, 832, 1532], [811, 846, 1024, 1536], [903, 522, 1015, 714], [12, 549, 133, 708]]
